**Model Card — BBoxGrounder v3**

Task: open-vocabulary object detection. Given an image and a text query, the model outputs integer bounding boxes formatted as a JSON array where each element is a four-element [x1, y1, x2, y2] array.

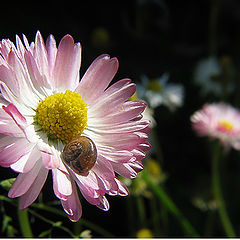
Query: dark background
[[1, 0, 240, 237]]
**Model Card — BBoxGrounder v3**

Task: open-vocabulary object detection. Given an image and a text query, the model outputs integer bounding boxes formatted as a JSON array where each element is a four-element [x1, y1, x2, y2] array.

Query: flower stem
[[211, 143, 236, 237], [30, 203, 115, 237], [141, 171, 199, 237], [18, 207, 33, 238], [136, 195, 146, 228]]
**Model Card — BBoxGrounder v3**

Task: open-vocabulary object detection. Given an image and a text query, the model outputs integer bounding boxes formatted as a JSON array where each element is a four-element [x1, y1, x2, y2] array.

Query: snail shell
[[61, 136, 97, 175]]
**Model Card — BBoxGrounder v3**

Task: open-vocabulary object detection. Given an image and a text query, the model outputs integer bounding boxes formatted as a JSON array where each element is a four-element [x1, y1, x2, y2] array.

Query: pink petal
[[16, 35, 26, 59], [128, 159, 144, 172], [0, 93, 10, 106], [52, 168, 72, 200], [96, 196, 109, 211], [22, 34, 31, 52], [131, 148, 146, 161], [99, 100, 146, 124], [88, 79, 136, 117], [0, 39, 14, 59], [0, 108, 25, 137], [114, 178, 129, 196], [137, 142, 152, 152], [75, 54, 118, 105], [74, 172, 102, 205], [98, 148, 134, 163], [8, 159, 43, 198], [19, 165, 48, 209], [112, 162, 138, 179], [10, 145, 39, 173], [7, 50, 39, 107], [0, 82, 20, 109], [57, 157, 69, 175], [92, 132, 143, 150], [93, 157, 115, 176], [90, 120, 150, 134], [0, 65, 20, 97], [24, 50, 50, 95], [53, 35, 81, 91], [0, 135, 16, 149], [34, 31, 49, 79], [46, 34, 57, 78], [92, 156, 118, 193], [61, 182, 82, 222], [0, 138, 33, 167], [38, 142, 60, 169], [2, 103, 26, 132]]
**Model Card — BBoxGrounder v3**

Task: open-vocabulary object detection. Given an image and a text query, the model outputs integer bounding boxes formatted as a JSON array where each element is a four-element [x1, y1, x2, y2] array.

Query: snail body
[[62, 136, 97, 175]]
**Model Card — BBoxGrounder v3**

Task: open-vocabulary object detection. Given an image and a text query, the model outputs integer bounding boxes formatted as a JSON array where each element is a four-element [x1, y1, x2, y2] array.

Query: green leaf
[[0, 178, 16, 191], [7, 225, 18, 237], [53, 221, 62, 227], [38, 229, 52, 237], [2, 215, 12, 232]]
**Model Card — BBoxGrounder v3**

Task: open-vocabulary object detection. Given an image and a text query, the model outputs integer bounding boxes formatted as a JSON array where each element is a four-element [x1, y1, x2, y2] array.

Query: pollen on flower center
[[34, 90, 87, 143], [218, 120, 234, 132]]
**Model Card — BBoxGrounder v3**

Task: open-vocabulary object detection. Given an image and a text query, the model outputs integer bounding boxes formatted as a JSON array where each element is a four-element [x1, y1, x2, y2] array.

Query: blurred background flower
[[191, 103, 240, 150], [194, 56, 235, 98], [138, 73, 184, 112]]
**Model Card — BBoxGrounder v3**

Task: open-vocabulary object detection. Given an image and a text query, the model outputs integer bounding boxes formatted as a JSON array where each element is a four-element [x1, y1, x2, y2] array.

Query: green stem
[[141, 171, 199, 237], [30, 203, 114, 237], [150, 194, 162, 236], [73, 220, 82, 236], [204, 211, 215, 237], [18, 208, 33, 238], [136, 195, 146, 228], [28, 208, 76, 238], [211, 143, 236, 237]]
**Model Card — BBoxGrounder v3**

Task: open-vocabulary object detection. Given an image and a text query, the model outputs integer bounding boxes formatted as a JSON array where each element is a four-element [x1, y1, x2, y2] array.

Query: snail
[[61, 136, 97, 175]]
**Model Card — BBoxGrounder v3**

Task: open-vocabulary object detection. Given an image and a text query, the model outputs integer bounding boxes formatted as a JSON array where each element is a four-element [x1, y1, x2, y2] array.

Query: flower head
[[191, 103, 240, 150], [193, 57, 234, 97], [139, 73, 184, 111], [0, 31, 150, 221]]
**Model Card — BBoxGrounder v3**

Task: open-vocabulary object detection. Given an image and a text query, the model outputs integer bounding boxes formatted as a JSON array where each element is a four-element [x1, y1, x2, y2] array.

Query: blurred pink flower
[[191, 103, 240, 150], [0, 31, 150, 221]]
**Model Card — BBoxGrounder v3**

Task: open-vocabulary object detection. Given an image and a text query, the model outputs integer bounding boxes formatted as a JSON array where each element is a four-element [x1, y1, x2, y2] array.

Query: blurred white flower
[[194, 56, 234, 97], [138, 73, 184, 112], [142, 107, 156, 128]]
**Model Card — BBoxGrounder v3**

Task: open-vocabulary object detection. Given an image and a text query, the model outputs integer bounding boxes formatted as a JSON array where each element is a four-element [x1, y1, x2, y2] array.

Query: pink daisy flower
[[191, 103, 240, 150], [0, 31, 150, 221]]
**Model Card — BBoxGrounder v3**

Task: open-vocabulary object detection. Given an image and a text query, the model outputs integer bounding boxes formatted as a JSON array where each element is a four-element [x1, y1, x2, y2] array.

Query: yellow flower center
[[218, 120, 234, 131], [128, 91, 138, 101], [147, 80, 162, 92], [34, 90, 87, 143]]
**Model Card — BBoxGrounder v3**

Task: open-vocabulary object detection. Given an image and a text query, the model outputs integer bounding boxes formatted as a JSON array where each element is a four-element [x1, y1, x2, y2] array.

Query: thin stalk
[[141, 171, 199, 237], [150, 195, 162, 236], [18, 207, 33, 238], [28, 208, 75, 238], [136, 195, 146, 228], [211, 143, 236, 237], [73, 220, 82, 236], [30, 203, 114, 237], [204, 211, 215, 237]]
